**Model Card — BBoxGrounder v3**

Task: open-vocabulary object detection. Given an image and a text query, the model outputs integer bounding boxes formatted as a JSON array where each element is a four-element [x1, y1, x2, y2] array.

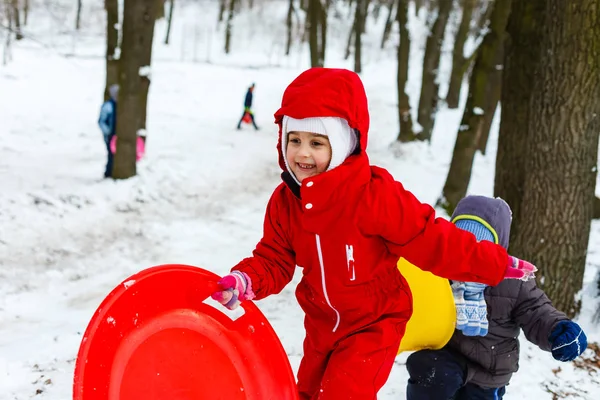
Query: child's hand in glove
[[504, 256, 537, 281], [211, 271, 255, 310]]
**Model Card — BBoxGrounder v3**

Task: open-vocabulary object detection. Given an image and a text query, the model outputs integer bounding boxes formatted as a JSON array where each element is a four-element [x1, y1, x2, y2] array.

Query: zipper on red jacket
[[346, 244, 355, 281], [315, 234, 341, 332]]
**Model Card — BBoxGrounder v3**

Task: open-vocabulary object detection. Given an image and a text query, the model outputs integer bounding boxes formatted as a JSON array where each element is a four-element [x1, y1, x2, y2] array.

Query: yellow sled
[[397, 258, 456, 353]]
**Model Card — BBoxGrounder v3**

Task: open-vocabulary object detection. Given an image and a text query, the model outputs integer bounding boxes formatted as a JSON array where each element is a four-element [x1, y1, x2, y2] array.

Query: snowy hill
[[1, 0, 599, 398]]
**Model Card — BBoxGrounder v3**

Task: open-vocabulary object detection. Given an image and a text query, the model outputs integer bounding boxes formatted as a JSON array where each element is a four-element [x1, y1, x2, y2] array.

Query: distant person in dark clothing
[[98, 84, 119, 178], [237, 83, 259, 130]]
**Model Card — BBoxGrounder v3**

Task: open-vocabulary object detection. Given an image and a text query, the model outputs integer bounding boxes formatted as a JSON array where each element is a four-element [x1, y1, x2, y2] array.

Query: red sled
[[242, 112, 252, 124], [73, 264, 298, 400]]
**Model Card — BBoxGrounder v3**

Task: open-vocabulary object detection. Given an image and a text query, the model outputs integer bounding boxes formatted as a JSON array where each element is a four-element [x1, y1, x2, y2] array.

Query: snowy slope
[[1, 1, 598, 398]]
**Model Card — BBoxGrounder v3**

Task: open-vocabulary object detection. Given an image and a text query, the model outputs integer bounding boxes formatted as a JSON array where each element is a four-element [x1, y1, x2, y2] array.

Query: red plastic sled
[[242, 112, 252, 124], [73, 264, 298, 400]]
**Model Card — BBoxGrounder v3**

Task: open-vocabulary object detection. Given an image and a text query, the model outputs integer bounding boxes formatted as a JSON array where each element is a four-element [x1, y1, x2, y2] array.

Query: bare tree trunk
[[473, 0, 493, 35], [416, 0, 451, 141], [509, 0, 600, 317], [11, 0, 22, 40], [76, 0, 82, 30], [446, 0, 476, 109], [438, 0, 510, 214], [494, 0, 548, 253], [22, 0, 28, 25], [286, 0, 294, 55], [138, 18, 157, 134], [113, 0, 157, 180], [396, 0, 414, 142], [308, 0, 322, 67], [380, 0, 396, 49], [3, 0, 13, 65], [345, 18, 356, 60], [414, 0, 425, 15], [218, 0, 226, 22], [155, 0, 165, 19], [224, 0, 235, 54], [165, 0, 174, 44], [354, 0, 367, 73], [476, 54, 502, 154], [319, 0, 328, 65], [104, 0, 119, 102], [593, 196, 600, 219]]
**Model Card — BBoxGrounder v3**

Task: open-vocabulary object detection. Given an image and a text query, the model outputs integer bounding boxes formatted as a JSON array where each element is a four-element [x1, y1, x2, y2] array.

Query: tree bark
[[494, 0, 548, 252], [380, 0, 396, 49], [165, 0, 174, 44], [476, 53, 502, 154], [76, 0, 82, 30], [11, 0, 22, 40], [113, 0, 157, 180], [416, 0, 451, 141], [438, 0, 510, 214], [3, 0, 13, 65], [23, 0, 28, 25], [396, 0, 414, 142], [593, 196, 600, 219], [345, 18, 356, 60], [286, 0, 294, 55], [308, 0, 322, 67], [354, 0, 367, 73], [509, 0, 600, 317], [319, 0, 328, 65], [138, 6, 157, 135], [104, 0, 119, 102], [446, 0, 476, 109], [218, 0, 226, 22], [224, 0, 236, 54], [155, 0, 165, 19]]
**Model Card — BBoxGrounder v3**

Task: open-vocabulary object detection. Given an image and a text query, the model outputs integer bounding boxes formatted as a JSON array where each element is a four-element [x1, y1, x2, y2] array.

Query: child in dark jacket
[[211, 68, 536, 400], [406, 195, 588, 400]]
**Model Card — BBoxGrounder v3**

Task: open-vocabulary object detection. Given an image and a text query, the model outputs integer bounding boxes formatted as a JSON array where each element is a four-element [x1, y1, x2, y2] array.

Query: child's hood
[[451, 196, 512, 249], [273, 68, 370, 171]]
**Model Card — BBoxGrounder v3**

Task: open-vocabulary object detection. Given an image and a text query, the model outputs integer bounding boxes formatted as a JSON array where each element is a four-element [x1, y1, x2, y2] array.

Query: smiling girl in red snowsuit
[[212, 68, 535, 400]]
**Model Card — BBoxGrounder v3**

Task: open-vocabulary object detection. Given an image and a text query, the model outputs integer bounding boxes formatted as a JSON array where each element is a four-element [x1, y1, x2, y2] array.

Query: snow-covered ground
[[1, 1, 599, 398]]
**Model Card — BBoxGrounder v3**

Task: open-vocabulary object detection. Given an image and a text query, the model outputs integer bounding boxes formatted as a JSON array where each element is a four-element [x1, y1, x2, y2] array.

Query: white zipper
[[315, 234, 341, 332], [346, 244, 356, 281]]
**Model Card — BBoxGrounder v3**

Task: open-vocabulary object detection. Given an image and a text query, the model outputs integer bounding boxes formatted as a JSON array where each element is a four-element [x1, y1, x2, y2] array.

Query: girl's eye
[[312, 141, 323, 147], [289, 138, 300, 144]]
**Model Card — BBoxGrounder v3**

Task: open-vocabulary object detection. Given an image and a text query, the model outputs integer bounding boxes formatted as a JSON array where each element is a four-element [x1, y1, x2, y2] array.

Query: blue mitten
[[549, 321, 587, 361], [463, 282, 488, 336], [452, 281, 468, 331], [452, 281, 488, 336]]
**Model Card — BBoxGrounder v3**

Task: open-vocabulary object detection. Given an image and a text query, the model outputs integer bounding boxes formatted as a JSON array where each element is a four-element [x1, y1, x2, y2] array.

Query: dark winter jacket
[[447, 196, 568, 388], [244, 88, 253, 108], [446, 279, 567, 388]]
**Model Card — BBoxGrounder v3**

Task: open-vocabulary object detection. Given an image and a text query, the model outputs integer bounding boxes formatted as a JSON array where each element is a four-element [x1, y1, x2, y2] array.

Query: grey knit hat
[[450, 195, 512, 249]]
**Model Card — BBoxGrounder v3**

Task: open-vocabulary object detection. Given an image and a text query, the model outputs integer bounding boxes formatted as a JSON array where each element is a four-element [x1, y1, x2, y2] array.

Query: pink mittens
[[505, 256, 537, 281], [211, 271, 255, 310]]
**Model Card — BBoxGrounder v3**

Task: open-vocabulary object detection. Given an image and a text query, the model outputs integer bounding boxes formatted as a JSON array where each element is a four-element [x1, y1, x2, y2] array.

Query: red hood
[[273, 68, 370, 171]]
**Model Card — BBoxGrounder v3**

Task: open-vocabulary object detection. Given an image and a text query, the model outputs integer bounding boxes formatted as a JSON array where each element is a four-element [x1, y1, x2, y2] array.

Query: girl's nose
[[299, 145, 311, 157]]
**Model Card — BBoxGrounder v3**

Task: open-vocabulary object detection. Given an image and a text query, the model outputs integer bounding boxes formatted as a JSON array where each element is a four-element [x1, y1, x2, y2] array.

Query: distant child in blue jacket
[[98, 84, 119, 178]]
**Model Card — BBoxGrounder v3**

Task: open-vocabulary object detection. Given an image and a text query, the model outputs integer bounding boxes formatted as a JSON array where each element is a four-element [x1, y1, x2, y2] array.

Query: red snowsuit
[[232, 68, 510, 399]]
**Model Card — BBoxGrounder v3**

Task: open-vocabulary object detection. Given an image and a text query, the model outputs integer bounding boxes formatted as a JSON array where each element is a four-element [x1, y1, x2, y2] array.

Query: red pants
[[297, 313, 408, 400]]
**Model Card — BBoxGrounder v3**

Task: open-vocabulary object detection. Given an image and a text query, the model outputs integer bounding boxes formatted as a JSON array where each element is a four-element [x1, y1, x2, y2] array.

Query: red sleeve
[[232, 186, 296, 299], [361, 168, 509, 286]]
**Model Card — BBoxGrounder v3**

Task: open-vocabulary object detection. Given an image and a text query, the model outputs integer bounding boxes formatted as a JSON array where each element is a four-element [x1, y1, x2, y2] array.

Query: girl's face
[[286, 131, 332, 182]]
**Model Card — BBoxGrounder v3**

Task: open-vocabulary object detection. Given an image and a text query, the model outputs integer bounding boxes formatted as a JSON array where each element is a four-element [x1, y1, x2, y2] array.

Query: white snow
[[1, 1, 599, 399]]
